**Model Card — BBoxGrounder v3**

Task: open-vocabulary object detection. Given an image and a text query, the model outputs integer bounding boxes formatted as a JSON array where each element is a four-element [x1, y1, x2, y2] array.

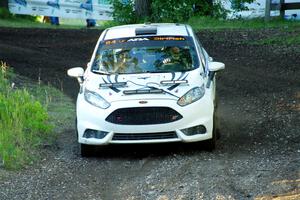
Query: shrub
[[151, 0, 195, 22], [0, 62, 53, 169], [151, 0, 229, 22], [109, 0, 137, 24], [0, 7, 13, 19], [109, 0, 229, 24]]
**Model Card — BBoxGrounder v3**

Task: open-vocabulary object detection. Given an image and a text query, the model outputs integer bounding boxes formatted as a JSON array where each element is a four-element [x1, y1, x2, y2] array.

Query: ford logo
[[137, 76, 150, 80], [139, 101, 148, 104]]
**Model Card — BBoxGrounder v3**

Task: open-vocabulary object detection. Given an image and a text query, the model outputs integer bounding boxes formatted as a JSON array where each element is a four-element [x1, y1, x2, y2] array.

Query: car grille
[[112, 132, 178, 141], [105, 107, 182, 125]]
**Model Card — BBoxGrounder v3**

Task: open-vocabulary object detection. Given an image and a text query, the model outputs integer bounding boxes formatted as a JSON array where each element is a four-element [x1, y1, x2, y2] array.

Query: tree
[[134, 0, 152, 19], [110, 0, 255, 24], [194, 0, 214, 16], [0, 0, 9, 9], [151, 0, 197, 22], [110, 0, 136, 23]]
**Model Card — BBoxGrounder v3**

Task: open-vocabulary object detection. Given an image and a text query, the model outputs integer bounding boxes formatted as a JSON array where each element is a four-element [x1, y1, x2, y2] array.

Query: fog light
[[181, 125, 206, 136], [83, 129, 108, 139]]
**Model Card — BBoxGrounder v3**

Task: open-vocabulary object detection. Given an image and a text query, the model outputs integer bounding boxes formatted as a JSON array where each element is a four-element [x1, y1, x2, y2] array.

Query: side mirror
[[208, 62, 225, 72], [67, 67, 84, 84], [87, 62, 92, 68], [206, 62, 225, 88]]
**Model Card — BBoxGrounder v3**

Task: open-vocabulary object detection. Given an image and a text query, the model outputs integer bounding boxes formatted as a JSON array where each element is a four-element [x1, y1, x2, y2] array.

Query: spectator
[[86, 19, 96, 27], [42, 16, 50, 23], [49, 16, 59, 25]]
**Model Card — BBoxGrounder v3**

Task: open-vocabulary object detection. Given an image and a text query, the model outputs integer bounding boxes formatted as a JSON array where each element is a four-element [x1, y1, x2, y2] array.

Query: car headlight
[[177, 85, 205, 106], [84, 89, 110, 109]]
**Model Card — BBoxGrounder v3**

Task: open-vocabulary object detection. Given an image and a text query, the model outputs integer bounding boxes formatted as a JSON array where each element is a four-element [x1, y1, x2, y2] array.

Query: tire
[[80, 144, 94, 157], [214, 94, 221, 140], [205, 124, 216, 151], [205, 110, 218, 151], [215, 106, 221, 140], [75, 117, 78, 137]]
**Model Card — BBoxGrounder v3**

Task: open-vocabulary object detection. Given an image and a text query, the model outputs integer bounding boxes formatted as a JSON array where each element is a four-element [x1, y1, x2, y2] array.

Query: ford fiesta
[[67, 23, 225, 156]]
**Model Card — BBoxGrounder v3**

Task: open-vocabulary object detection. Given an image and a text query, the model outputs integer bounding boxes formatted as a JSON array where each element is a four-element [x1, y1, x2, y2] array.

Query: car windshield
[[92, 36, 199, 74]]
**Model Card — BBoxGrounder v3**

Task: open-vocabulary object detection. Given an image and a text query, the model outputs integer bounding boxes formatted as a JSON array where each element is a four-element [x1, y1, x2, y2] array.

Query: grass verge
[[96, 15, 300, 31], [0, 62, 74, 170], [0, 8, 84, 29], [0, 17, 85, 29], [188, 16, 300, 31], [2, 10, 300, 31], [252, 35, 300, 45]]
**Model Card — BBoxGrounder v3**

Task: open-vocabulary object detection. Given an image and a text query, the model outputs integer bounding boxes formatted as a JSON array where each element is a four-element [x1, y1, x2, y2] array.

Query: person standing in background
[[47, 0, 60, 25], [49, 16, 59, 25], [80, 0, 96, 27], [86, 18, 96, 27]]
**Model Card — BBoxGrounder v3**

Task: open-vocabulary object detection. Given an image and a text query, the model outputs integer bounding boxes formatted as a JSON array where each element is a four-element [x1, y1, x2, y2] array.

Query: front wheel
[[80, 144, 94, 157], [204, 109, 218, 151], [205, 122, 217, 151]]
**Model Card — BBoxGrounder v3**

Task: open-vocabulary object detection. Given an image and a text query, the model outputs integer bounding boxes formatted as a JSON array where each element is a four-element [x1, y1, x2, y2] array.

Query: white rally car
[[68, 23, 225, 156]]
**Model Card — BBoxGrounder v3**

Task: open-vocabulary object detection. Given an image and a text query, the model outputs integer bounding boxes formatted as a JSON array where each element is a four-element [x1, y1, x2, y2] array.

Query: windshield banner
[[8, 0, 113, 20], [104, 36, 187, 45]]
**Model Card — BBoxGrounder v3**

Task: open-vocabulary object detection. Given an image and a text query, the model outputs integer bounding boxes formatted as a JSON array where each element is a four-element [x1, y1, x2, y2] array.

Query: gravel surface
[[0, 27, 299, 200]]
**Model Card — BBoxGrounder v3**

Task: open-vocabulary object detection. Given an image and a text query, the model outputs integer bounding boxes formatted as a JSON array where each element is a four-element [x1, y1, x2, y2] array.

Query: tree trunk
[[193, 0, 213, 16], [0, 0, 9, 9], [135, 0, 152, 18], [207, 0, 213, 16]]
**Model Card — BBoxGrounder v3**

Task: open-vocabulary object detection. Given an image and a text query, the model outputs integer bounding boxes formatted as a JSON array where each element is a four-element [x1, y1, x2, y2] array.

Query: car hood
[[83, 69, 205, 102]]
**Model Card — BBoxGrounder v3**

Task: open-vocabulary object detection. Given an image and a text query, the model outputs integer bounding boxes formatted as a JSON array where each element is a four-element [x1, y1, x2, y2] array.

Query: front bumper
[[76, 94, 214, 145]]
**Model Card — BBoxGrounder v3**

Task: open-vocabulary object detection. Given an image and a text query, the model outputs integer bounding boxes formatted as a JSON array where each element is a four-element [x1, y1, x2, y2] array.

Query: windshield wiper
[[123, 86, 179, 98], [142, 70, 173, 74], [147, 86, 179, 98]]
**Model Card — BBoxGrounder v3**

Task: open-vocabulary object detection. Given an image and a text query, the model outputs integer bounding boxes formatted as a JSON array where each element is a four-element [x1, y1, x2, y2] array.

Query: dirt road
[[0, 27, 299, 199]]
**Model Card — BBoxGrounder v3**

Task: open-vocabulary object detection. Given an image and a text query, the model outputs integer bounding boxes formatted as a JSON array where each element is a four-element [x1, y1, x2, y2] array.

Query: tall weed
[[0, 62, 52, 169]]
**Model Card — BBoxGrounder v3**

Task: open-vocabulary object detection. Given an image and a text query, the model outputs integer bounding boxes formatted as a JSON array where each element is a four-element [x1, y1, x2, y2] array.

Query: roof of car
[[103, 23, 191, 40]]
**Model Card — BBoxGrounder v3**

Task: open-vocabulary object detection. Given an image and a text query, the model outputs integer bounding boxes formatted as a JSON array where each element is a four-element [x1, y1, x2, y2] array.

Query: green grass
[[0, 17, 113, 29], [28, 83, 75, 134], [2, 12, 300, 31], [252, 35, 300, 45], [0, 17, 86, 29], [0, 7, 83, 29], [188, 16, 300, 31], [0, 62, 75, 170], [0, 7, 103, 29], [90, 16, 300, 31]]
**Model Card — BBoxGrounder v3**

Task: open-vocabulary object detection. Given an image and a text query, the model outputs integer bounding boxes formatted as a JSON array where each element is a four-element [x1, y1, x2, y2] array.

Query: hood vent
[[123, 89, 163, 95], [135, 27, 157, 35]]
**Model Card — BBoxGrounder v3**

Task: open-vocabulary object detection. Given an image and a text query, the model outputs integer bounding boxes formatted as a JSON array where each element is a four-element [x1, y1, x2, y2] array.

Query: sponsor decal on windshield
[[104, 36, 186, 45], [153, 36, 185, 41]]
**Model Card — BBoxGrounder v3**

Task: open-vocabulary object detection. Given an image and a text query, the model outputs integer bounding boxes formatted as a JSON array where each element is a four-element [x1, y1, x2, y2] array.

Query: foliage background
[[109, 0, 243, 24]]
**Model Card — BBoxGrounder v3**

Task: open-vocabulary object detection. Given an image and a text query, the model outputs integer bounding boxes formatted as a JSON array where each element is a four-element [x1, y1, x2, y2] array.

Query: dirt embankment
[[0, 27, 299, 199]]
